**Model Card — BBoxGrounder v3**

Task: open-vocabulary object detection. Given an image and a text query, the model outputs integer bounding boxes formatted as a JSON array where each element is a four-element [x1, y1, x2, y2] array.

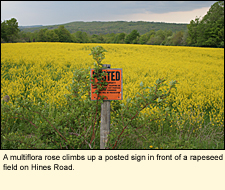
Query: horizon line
[[19, 20, 189, 27]]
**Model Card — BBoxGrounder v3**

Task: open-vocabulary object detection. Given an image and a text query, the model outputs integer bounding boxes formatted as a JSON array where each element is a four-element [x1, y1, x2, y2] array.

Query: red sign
[[90, 69, 123, 100]]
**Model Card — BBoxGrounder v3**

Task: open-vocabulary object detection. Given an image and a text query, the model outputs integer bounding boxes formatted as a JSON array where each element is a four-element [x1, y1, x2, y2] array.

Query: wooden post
[[100, 64, 111, 149]]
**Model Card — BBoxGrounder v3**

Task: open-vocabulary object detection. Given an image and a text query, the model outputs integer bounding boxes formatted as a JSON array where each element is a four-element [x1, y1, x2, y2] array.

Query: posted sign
[[90, 68, 123, 100]]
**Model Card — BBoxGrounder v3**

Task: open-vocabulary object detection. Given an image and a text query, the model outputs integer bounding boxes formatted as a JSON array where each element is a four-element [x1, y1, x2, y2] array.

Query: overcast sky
[[1, 1, 216, 26]]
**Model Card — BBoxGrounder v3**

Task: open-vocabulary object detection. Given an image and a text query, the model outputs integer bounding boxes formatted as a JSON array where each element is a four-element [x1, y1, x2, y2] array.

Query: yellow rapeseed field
[[1, 42, 224, 126]]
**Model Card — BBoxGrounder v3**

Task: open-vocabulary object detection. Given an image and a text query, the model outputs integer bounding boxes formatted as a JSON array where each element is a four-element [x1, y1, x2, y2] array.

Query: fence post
[[100, 64, 111, 149]]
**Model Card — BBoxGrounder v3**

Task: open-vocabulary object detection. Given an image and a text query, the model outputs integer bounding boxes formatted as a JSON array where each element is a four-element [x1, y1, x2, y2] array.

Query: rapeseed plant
[[1, 43, 224, 149]]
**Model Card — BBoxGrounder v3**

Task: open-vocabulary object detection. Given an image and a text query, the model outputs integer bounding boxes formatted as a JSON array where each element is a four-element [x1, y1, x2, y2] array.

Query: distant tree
[[74, 31, 84, 43], [32, 31, 39, 42], [55, 25, 72, 42], [97, 34, 105, 43], [82, 32, 90, 43], [115, 32, 126, 43], [147, 29, 170, 45], [164, 29, 173, 38], [18, 31, 30, 42], [73, 31, 90, 43], [147, 35, 162, 45], [186, 17, 201, 46], [139, 30, 154, 44], [1, 18, 20, 42], [90, 34, 98, 43], [37, 29, 47, 42], [147, 29, 169, 45], [181, 30, 188, 46], [125, 30, 140, 44], [19, 21, 188, 36], [171, 31, 184, 46], [45, 30, 59, 42], [139, 33, 149, 44], [162, 29, 173, 45], [164, 36, 173, 46], [104, 33, 116, 43], [113, 34, 119, 43], [156, 29, 166, 43], [71, 33, 77, 43]]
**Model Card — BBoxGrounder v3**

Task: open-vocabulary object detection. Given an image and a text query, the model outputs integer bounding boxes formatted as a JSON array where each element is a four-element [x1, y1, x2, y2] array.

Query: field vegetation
[[1, 43, 224, 149]]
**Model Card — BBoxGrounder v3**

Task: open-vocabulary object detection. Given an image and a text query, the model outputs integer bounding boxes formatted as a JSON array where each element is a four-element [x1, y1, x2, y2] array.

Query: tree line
[[18, 21, 187, 35], [1, 1, 224, 48]]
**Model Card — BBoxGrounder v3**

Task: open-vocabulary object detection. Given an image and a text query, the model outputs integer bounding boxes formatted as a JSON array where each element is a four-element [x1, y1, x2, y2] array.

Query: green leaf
[[157, 97, 162, 102], [165, 107, 170, 111]]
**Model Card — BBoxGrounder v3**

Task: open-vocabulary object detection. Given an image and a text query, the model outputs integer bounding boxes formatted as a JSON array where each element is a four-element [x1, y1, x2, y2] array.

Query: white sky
[[1, 1, 216, 26]]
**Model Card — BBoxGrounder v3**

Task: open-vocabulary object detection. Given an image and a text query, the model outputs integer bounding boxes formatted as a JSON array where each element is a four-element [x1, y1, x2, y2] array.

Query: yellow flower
[[1, 42, 223, 128]]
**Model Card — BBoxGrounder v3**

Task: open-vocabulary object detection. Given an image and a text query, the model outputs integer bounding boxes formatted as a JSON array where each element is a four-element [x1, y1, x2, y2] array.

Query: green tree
[[18, 31, 30, 42], [90, 34, 98, 43], [82, 32, 90, 43], [148, 29, 171, 45], [147, 30, 166, 45], [162, 29, 173, 45], [139, 33, 149, 44], [73, 31, 90, 43], [1, 18, 20, 42], [31, 31, 39, 42], [186, 17, 200, 46], [187, 1, 224, 47], [146, 30, 156, 45], [45, 30, 59, 42], [164, 36, 173, 46], [54, 25, 72, 42], [97, 34, 105, 43], [171, 31, 184, 46], [141, 30, 154, 44], [147, 35, 160, 45], [104, 33, 116, 43], [1, 21, 7, 42], [74, 31, 84, 43], [37, 29, 47, 42], [198, 1, 224, 47], [114, 32, 126, 43], [125, 30, 140, 44], [156, 29, 166, 44], [181, 30, 188, 46]]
